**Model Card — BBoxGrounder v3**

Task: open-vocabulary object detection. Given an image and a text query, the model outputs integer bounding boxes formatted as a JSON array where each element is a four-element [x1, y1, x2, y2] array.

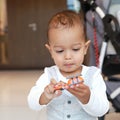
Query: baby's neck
[[60, 66, 82, 78]]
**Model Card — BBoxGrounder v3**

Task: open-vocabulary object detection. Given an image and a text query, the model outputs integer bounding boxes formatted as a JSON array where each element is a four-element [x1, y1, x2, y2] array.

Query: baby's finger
[[46, 84, 55, 94], [51, 78, 57, 84]]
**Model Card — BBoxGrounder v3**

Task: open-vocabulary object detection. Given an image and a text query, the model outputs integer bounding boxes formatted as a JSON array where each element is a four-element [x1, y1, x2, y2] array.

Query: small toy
[[54, 75, 84, 91]]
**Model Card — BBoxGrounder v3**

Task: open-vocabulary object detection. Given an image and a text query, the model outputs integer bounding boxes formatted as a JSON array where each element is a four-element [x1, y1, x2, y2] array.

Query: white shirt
[[28, 65, 109, 120]]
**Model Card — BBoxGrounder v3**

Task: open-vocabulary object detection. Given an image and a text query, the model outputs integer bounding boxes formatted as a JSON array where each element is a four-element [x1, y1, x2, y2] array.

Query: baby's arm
[[27, 73, 48, 110], [79, 73, 109, 117], [28, 74, 62, 110], [67, 72, 109, 117]]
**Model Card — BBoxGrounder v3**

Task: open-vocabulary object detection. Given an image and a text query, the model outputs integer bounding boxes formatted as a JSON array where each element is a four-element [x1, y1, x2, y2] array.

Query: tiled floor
[[0, 70, 119, 120]]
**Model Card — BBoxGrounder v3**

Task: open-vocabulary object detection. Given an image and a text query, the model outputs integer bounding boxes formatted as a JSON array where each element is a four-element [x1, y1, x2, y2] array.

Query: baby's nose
[[65, 51, 72, 60]]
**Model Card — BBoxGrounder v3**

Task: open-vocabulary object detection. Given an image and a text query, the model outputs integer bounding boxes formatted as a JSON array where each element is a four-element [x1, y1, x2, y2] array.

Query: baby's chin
[[60, 68, 80, 77]]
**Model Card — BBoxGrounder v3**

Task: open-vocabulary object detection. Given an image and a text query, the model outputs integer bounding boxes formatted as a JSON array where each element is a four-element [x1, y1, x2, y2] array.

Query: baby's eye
[[56, 50, 64, 53], [73, 48, 80, 51]]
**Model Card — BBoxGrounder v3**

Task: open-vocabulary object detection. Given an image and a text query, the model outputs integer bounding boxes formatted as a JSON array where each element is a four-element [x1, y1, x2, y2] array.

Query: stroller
[[79, 0, 120, 119]]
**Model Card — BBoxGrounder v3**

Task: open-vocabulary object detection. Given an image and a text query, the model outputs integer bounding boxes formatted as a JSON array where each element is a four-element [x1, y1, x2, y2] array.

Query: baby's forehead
[[48, 25, 85, 43]]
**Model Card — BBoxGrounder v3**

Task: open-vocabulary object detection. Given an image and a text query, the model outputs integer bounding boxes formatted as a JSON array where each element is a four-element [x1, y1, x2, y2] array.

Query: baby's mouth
[[64, 63, 74, 67]]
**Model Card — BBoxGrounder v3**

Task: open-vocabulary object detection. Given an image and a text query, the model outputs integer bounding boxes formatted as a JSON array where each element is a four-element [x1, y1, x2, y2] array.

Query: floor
[[0, 70, 120, 120]]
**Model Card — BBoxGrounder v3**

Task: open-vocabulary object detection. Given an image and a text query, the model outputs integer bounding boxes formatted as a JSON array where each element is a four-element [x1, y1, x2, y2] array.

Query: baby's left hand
[[67, 82, 91, 104]]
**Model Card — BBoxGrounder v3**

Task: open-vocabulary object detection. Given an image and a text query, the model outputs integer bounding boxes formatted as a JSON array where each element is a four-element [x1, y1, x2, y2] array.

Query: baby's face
[[47, 25, 90, 76]]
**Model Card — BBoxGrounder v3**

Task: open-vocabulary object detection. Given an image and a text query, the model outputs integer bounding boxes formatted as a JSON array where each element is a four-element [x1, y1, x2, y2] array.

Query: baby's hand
[[67, 82, 90, 104], [44, 79, 62, 100]]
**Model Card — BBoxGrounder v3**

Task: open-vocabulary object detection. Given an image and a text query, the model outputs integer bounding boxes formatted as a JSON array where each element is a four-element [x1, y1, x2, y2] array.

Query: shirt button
[[68, 100, 71, 104], [67, 114, 71, 118]]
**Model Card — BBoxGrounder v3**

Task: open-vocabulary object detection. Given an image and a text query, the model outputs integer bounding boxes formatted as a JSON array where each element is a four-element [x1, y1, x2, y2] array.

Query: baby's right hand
[[44, 79, 62, 100]]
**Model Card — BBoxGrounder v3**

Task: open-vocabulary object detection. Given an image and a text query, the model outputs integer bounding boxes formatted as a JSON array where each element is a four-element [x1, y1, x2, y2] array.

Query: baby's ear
[[45, 44, 53, 59], [84, 40, 91, 55], [45, 43, 51, 52], [85, 40, 91, 47]]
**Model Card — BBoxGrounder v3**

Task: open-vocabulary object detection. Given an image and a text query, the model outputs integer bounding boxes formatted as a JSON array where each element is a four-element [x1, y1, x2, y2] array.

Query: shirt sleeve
[[27, 73, 49, 111], [81, 69, 109, 117]]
